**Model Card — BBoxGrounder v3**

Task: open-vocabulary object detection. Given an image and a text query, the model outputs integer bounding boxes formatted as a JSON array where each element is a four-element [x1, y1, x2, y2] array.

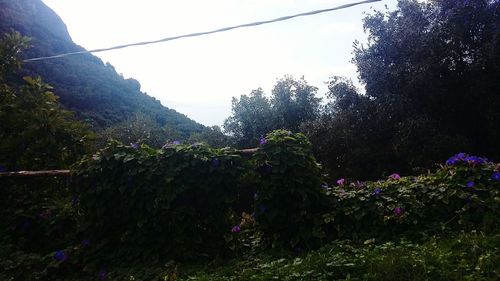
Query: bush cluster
[[252, 130, 328, 249], [2, 132, 500, 280], [323, 153, 500, 241], [71, 133, 500, 261], [72, 141, 245, 260]]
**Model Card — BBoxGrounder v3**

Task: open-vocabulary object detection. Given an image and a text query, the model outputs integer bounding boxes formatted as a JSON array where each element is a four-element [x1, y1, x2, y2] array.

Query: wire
[[23, 0, 381, 62]]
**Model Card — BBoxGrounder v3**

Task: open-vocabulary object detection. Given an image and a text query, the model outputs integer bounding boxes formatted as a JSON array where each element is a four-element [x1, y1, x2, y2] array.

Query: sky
[[41, 0, 398, 126]]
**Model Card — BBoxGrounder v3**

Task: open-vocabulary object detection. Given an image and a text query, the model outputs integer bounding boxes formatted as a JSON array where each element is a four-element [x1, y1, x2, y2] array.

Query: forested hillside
[[0, 0, 204, 137]]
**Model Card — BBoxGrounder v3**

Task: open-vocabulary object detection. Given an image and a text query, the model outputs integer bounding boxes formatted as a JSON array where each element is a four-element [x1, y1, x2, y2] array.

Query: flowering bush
[[323, 154, 500, 241], [72, 141, 245, 260], [252, 130, 328, 249]]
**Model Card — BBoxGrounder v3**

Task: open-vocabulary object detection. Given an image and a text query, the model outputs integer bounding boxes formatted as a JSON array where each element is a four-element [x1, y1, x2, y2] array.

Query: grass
[[173, 232, 500, 281]]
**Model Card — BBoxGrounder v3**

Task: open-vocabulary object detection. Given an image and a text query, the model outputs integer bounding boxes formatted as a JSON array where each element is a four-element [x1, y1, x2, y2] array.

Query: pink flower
[[337, 178, 345, 186], [231, 225, 241, 233], [394, 207, 403, 217], [389, 173, 401, 180]]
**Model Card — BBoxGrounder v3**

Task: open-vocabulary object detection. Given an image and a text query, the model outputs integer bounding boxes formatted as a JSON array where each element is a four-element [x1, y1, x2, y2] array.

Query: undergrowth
[[178, 232, 500, 281]]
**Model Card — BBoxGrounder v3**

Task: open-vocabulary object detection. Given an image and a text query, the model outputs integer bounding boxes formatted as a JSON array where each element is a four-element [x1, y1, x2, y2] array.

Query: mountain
[[0, 0, 204, 137]]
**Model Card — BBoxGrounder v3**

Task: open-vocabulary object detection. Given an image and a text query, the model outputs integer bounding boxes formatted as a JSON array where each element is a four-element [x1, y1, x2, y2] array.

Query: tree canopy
[[0, 32, 93, 170], [306, 0, 500, 179], [224, 76, 320, 148]]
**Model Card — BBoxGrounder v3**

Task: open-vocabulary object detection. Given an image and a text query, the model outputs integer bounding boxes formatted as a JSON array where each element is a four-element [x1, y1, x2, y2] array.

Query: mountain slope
[[0, 0, 204, 136]]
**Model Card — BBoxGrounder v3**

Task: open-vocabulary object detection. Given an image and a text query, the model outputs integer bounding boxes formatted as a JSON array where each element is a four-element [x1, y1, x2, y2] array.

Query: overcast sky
[[41, 0, 398, 126]]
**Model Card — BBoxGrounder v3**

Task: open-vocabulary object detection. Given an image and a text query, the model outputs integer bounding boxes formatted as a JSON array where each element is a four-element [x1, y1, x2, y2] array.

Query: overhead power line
[[24, 0, 381, 62]]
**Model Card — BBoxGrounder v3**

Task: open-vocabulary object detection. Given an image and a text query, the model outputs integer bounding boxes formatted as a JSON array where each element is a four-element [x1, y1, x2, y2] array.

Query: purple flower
[[465, 156, 487, 165], [211, 158, 220, 168], [54, 250, 68, 262], [466, 181, 475, 188], [446, 157, 459, 166], [172, 140, 181, 145], [130, 143, 139, 149], [92, 154, 99, 161], [98, 269, 107, 280], [491, 172, 500, 181], [394, 207, 403, 217], [372, 188, 382, 196], [446, 153, 468, 165], [71, 196, 79, 206], [231, 225, 241, 233], [337, 178, 345, 186], [259, 136, 267, 146], [81, 239, 90, 248], [389, 173, 401, 180]]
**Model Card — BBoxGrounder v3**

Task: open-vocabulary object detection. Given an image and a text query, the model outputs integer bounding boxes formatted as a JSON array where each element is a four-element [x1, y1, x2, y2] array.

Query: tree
[[224, 76, 321, 148], [353, 0, 500, 158], [223, 88, 275, 148], [306, 0, 500, 179], [0, 32, 93, 170], [95, 112, 181, 149], [271, 76, 321, 132], [188, 125, 231, 148]]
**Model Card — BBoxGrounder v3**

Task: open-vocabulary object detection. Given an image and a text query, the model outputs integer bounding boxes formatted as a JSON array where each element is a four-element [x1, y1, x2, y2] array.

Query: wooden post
[[0, 170, 70, 178], [236, 148, 260, 155]]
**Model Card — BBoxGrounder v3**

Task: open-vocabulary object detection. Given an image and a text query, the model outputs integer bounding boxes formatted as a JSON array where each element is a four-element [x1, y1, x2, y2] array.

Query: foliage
[[223, 88, 275, 148], [179, 232, 500, 281], [224, 76, 321, 148], [1, 148, 499, 280], [0, 31, 93, 170], [323, 154, 500, 241], [305, 0, 500, 180], [0, 176, 83, 281], [72, 141, 245, 261], [270, 76, 321, 132], [188, 125, 232, 148], [0, 31, 28, 78], [252, 130, 328, 249], [95, 112, 182, 149]]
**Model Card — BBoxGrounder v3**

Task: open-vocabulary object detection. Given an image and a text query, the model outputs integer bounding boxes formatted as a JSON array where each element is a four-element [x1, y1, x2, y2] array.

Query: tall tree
[[271, 76, 321, 132], [0, 32, 93, 170], [224, 88, 274, 147], [353, 0, 500, 158], [224, 76, 321, 147], [306, 0, 500, 180], [95, 112, 181, 149]]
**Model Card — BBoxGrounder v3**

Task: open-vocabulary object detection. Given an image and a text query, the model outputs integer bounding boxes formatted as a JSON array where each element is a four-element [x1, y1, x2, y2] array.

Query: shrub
[[323, 153, 500, 241], [252, 130, 328, 249], [0, 177, 81, 280], [72, 141, 245, 261]]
